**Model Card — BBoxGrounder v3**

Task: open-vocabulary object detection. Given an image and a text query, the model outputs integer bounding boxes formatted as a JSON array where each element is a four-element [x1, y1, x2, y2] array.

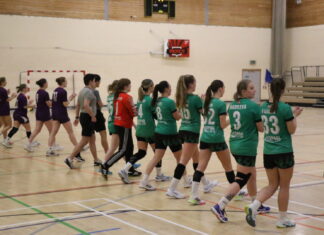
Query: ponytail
[[270, 78, 285, 113], [151, 81, 169, 107], [107, 80, 119, 95], [204, 80, 224, 116], [36, 78, 47, 88], [176, 75, 195, 109], [16, 84, 27, 93], [234, 80, 251, 102], [56, 77, 66, 86], [138, 79, 154, 102], [114, 78, 131, 101]]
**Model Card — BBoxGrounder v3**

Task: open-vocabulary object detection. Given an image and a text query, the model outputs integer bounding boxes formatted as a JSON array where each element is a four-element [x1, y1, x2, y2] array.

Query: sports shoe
[[30, 141, 40, 147], [234, 189, 248, 201], [2, 140, 12, 148], [64, 158, 74, 169], [128, 169, 142, 177], [46, 149, 59, 156], [118, 169, 131, 184], [183, 176, 192, 188], [139, 182, 156, 191], [245, 205, 256, 227], [94, 159, 102, 166], [211, 204, 228, 223], [276, 219, 296, 228], [188, 197, 206, 205], [100, 164, 109, 180], [257, 204, 271, 214], [155, 174, 172, 182], [75, 154, 85, 162], [52, 144, 64, 151], [166, 189, 185, 199], [133, 163, 141, 169], [24, 144, 34, 152], [203, 180, 219, 193]]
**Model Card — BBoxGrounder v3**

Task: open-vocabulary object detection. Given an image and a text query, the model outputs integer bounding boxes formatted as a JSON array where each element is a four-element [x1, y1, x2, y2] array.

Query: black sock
[[193, 163, 199, 171], [8, 127, 19, 138], [26, 131, 31, 139]]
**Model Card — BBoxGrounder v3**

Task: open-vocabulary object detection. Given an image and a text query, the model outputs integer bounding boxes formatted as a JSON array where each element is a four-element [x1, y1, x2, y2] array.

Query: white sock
[[142, 174, 150, 185], [218, 197, 229, 210], [123, 162, 133, 173], [169, 178, 180, 192], [191, 181, 200, 198], [250, 199, 261, 212], [5, 137, 10, 142], [201, 176, 209, 186], [251, 195, 256, 202], [156, 167, 162, 176], [279, 211, 287, 221]]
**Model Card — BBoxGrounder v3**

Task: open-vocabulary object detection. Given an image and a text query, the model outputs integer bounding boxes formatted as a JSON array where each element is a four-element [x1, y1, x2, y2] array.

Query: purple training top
[[52, 87, 68, 119], [0, 87, 10, 116], [14, 93, 27, 117], [36, 89, 51, 121]]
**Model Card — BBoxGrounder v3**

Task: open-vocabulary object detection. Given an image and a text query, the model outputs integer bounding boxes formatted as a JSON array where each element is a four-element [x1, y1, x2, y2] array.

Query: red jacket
[[114, 92, 136, 128]]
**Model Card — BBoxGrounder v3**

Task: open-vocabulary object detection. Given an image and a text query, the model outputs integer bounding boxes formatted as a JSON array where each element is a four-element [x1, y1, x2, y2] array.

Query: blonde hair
[[233, 80, 251, 102], [138, 79, 154, 102], [175, 75, 195, 108]]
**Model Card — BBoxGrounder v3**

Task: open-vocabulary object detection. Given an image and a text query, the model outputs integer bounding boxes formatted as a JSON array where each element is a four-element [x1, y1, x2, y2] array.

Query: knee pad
[[8, 127, 19, 138], [193, 170, 204, 183], [129, 149, 147, 164], [235, 172, 251, 189], [225, 171, 235, 184], [173, 163, 186, 180]]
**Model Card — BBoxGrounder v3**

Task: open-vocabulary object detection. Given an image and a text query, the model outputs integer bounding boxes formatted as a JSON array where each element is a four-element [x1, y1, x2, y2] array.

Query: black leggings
[[105, 126, 134, 169]]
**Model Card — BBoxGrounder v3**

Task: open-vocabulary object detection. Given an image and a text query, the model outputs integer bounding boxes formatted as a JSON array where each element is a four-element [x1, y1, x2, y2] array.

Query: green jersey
[[261, 101, 294, 154], [179, 94, 203, 134], [155, 97, 178, 135], [136, 95, 156, 138], [107, 94, 114, 125], [201, 98, 227, 143], [228, 98, 261, 156]]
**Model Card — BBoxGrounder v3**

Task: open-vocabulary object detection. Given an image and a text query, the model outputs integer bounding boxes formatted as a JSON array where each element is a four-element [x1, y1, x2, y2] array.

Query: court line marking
[[290, 180, 324, 189], [0, 192, 89, 235], [100, 197, 208, 235], [75, 227, 121, 235], [74, 202, 157, 235]]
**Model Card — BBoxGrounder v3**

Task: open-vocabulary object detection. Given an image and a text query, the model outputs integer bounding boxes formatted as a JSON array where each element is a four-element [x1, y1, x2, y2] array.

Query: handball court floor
[[0, 107, 323, 235]]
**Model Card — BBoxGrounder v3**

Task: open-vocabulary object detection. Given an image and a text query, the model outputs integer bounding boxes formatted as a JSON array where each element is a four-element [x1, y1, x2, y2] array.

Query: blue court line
[[75, 227, 121, 235]]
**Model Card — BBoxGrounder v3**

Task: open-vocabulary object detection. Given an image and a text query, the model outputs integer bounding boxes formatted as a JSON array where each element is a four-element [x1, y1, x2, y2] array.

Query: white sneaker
[[183, 176, 192, 188], [30, 141, 40, 147], [166, 189, 185, 199], [52, 144, 64, 151], [139, 182, 156, 191], [2, 140, 12, 148], [24, 144, 34, 152], [276, 219, 296, 228], [46, 149, 59, 157], [118, 169, 130, 184], [155, 174, 172, 182], [203, 180, 219, 193]]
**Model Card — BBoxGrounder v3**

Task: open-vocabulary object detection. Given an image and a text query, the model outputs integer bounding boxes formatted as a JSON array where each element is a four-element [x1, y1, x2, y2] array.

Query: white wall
[[0, 15, 271, 103], [285, 24, 324, 70]]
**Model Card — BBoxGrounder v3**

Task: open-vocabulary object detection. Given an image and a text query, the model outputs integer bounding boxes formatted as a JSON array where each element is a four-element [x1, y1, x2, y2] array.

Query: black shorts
[[94, 110, 106, 132], [154, 133, 182, 152], [200, 141, 228, 152], [233, 154, 256, 167], [13, 114, 29, 124], [179, 130, 199, 144], [52, 115, 70, 124], [80, 113, 95, 137], [264, 152, 295, 169], [136, 136, 155, 144]]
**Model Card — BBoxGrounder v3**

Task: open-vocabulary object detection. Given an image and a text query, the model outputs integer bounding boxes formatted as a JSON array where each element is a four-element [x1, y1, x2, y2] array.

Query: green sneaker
[[188, 197, 206, 206]]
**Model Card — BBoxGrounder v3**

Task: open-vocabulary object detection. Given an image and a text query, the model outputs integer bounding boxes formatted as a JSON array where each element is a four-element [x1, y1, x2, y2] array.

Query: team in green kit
[[103, 75, 302, 229]]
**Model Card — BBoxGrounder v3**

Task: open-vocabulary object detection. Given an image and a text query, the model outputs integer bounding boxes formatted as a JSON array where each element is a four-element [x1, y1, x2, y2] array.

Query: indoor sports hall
[[0, 1, 323, 234]]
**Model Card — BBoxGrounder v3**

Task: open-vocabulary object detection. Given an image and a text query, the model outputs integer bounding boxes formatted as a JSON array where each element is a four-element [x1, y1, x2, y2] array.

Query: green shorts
[[264, 152, 294, 169], [200, 141, 228, 152], [233, 154, 256, 167], [136, 136, 155, 144], [108, 123, 117, 135], [179, 130, 199, 144]]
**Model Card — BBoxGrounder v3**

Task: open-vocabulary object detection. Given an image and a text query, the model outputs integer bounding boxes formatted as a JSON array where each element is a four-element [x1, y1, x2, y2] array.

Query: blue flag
[[265, 69, 273, 83]]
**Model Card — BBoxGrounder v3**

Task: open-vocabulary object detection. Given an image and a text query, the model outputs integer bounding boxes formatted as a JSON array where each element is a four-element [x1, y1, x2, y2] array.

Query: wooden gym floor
[[0, 107, 323, 235]]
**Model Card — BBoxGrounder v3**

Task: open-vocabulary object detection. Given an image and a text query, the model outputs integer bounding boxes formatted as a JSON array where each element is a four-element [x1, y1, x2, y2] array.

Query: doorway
[[242, 69, 261, 103]]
